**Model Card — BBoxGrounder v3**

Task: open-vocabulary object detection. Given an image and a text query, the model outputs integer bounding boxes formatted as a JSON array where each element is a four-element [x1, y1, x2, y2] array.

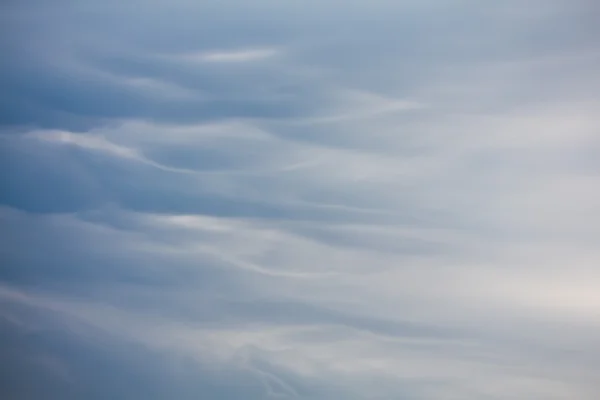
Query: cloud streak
[[2, 0, 600, 399]]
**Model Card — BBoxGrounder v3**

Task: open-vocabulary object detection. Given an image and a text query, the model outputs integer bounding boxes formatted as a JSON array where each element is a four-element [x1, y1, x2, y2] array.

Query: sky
[[1, 0, 600, 399]]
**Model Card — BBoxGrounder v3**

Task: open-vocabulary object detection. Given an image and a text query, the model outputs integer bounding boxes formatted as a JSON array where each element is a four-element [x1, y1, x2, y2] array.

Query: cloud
[[190, 48, 281, 63], [2, 0, 600, 399]]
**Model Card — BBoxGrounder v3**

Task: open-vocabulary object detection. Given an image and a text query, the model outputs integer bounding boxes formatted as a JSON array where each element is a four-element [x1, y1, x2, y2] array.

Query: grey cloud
[[2, 0, 600, 399], [5, 0, 596, 132], [0, 207, 457, 341], [0, 307, 283, 400]]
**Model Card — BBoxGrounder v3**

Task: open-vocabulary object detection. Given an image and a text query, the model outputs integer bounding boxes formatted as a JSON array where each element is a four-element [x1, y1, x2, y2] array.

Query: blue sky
[[1, 0, 600, 399]]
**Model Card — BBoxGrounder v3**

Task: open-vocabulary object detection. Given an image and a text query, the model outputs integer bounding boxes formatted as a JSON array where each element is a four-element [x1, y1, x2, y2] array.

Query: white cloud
[[26, 130, 138, 159], [181, 48, 280, 63]]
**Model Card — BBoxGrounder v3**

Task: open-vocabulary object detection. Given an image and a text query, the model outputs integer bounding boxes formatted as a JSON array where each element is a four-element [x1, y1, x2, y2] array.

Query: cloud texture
[[1, 0, 600, 399]]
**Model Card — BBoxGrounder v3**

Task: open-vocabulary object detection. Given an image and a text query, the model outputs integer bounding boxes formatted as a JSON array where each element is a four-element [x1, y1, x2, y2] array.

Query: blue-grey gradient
[[2, 1, 600, 399]]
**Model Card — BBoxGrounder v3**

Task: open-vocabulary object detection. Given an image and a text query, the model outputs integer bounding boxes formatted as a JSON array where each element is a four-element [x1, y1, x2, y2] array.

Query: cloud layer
[[2, 0, 600, 399]]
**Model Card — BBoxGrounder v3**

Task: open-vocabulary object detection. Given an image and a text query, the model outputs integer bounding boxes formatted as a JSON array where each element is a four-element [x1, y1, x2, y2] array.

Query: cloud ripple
[[2, 0, 600, 399]]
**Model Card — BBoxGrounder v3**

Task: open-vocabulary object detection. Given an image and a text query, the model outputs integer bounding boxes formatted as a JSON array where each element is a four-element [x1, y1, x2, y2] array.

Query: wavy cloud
[[1, 0, 600, 399]]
